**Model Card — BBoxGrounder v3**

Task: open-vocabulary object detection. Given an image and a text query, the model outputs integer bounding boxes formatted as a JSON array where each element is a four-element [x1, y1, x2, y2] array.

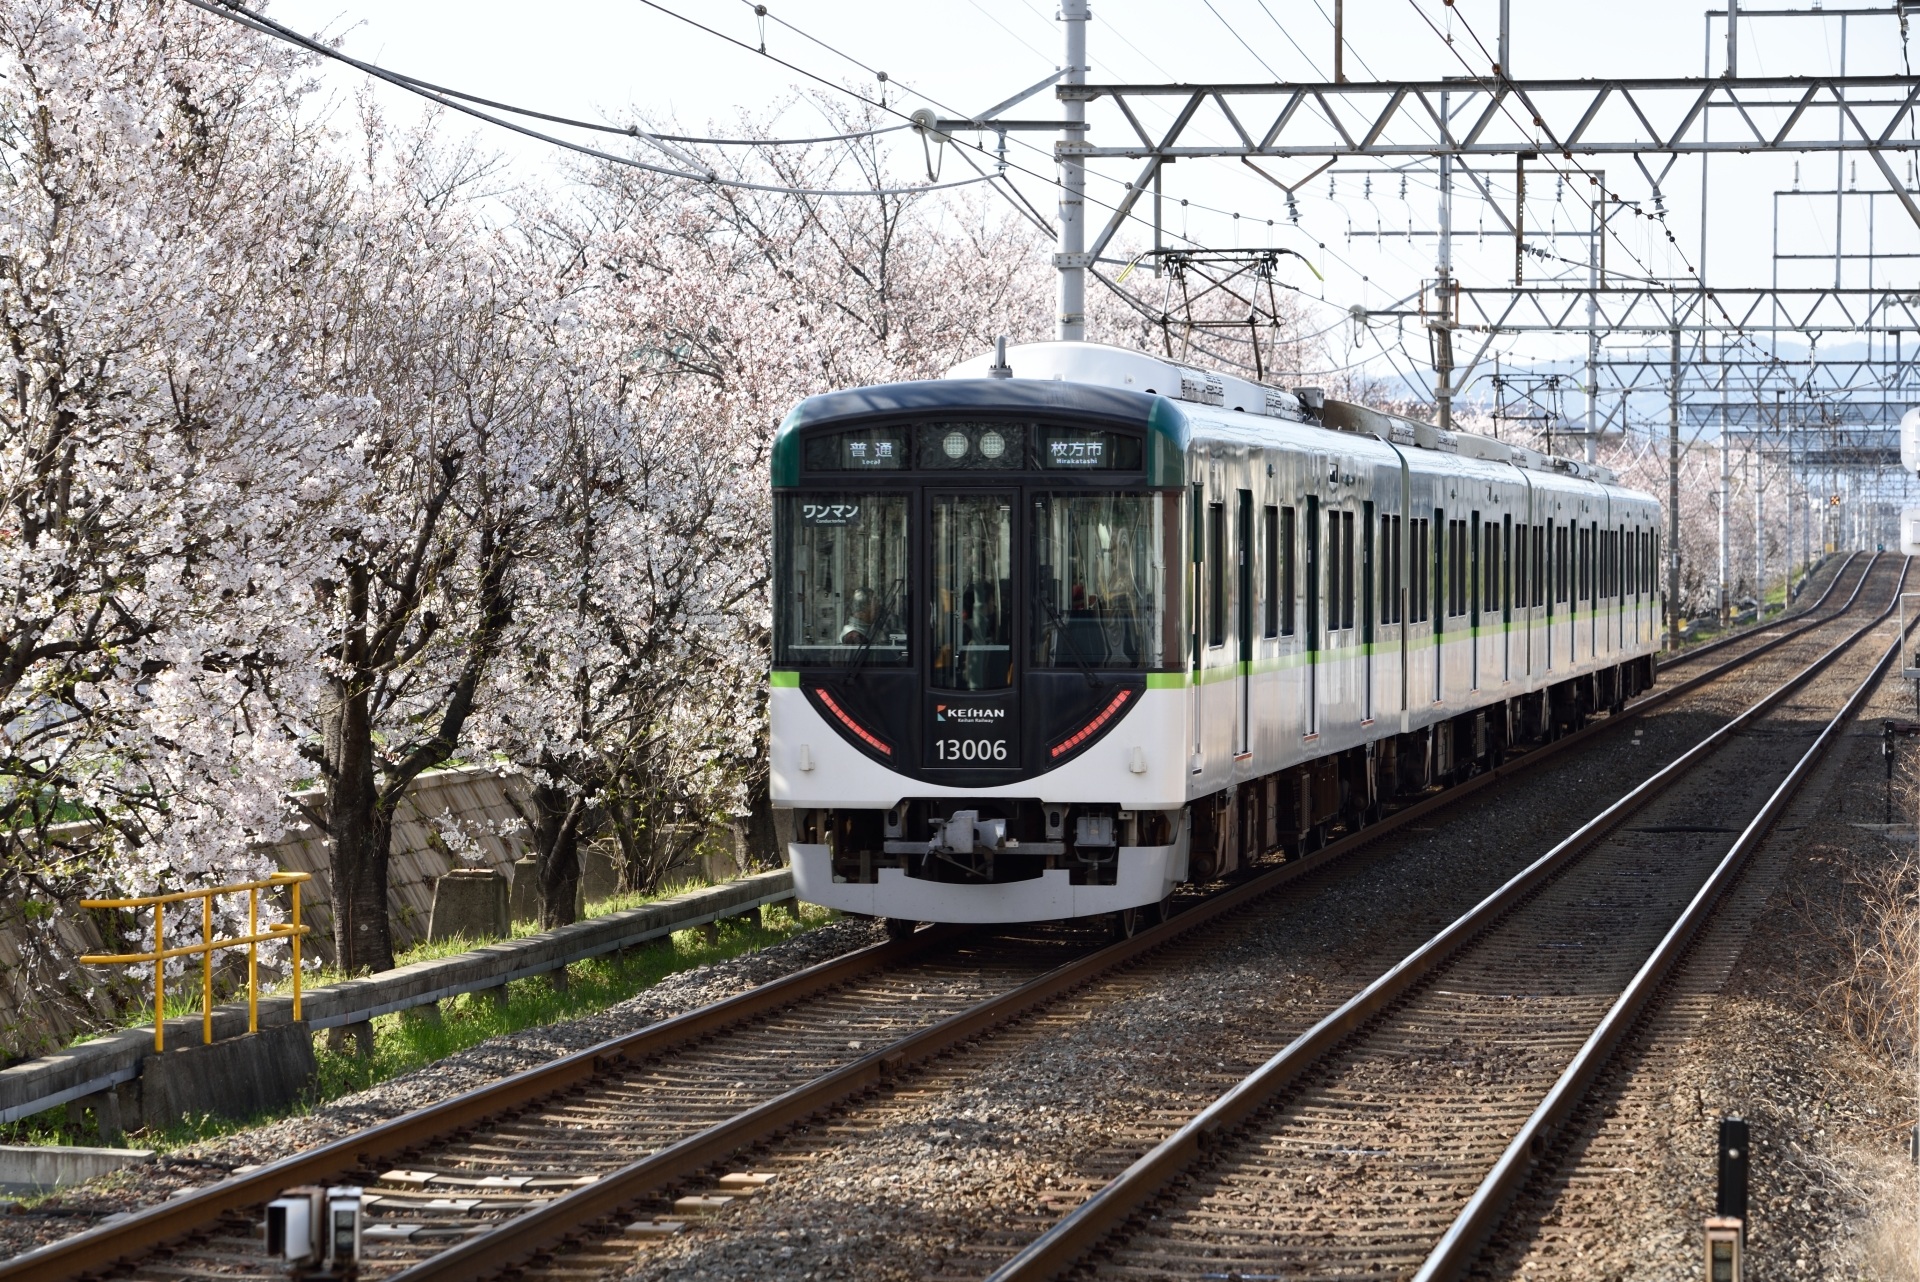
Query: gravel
[[0, 916, 885, 1261]]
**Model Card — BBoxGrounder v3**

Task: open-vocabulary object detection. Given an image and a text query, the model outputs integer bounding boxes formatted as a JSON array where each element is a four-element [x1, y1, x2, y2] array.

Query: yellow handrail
[[81, 871, 313, 1052]]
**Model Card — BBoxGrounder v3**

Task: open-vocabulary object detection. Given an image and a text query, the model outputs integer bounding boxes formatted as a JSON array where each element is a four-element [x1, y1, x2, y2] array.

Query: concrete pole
[[1057, 0, 1089, 342], [1435, 92, 1455, 431], [1669, 328, 1683, 650], [1585, 188, 1600, 464], [1728, 422, 1743, 621], [1754, 446, 1765, 615]]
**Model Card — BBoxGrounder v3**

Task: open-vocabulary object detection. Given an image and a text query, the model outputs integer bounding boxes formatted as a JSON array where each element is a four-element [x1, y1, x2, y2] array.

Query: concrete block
[[0, 1144, 153, 1195], [580, 843, 620, 906], [139, 1025, 316, 1130], [428, 868, 508, 944], [509, 855, 540, 924], [507, 854, 581, 924]]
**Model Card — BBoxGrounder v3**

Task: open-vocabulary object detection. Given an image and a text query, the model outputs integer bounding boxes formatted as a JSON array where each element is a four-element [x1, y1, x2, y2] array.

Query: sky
[[258, 0, 1917, 422]]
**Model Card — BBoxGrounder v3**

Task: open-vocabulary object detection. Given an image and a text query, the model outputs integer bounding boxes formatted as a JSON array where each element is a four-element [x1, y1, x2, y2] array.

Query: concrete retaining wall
[[0, 867, 794, 1126], [0, 1144, 153, 1195]]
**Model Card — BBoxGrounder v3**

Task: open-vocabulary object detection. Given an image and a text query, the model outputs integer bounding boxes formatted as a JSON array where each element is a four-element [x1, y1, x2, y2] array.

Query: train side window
[[1555, 525, 1570, 604], [1514, 522, 1528, 611], [1263, 505, 1280, 638], [1281, 506, 1297, 636], [1446, 519, 1467, 618], [1326, 512, 1343, 632], [1532, 524, 1544, 607], [1480, 518, 1497, 618], [1208, 502, 1226, 648], [1340, 511, 1356, 630], [1380, 513, 1400, 624]]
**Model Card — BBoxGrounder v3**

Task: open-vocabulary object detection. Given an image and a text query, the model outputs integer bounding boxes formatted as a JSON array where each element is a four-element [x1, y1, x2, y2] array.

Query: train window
[[1446, 519, 1468, 617], [914, 422, 1029, 470], [1380, 513, 1402, 625], [774, 493, 911, 667], [1514, 523, 1529, 612], [928, 493, 1015, 690], [1580, 526, 1593, 602], [1031, 493, 1167, 671], [1038, 427, 1144, 471], [1208, 502, 1226, 648], [1555, 525, 1570, 604], [1344, 510, 1359, 629], [1263, 505, 1280, 638], [1409, 518, 1430, 623], [803, 427, 909, 472], [1326, 514, 1342, 632], [1482, 521, 1498, 617], [1532, 525, 1545, 607], [1281, 506, 1297, 636]]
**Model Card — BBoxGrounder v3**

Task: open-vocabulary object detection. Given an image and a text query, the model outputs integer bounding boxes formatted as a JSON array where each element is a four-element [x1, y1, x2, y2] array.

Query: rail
[[984, 558, 1908, 1282], [80, 872, 312, 1052], [6, 570, 1888, 1282]]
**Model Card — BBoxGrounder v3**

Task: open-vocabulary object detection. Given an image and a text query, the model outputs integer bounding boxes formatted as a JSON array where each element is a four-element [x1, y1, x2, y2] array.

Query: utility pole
[[1334, 0, 1346, 82], [1586, 180, 1601, 464], [1670, 328, 1683, 651], [1753, 445, 1765, 615], [1435, 89, 1455, 431], [1056, 0, 1090, 342], [1728, 385, 1743, 625], [1497, 0, 1512, 76]]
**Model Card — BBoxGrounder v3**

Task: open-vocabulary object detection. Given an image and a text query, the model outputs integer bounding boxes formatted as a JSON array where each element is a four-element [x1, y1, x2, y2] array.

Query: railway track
[[986, 558, 1912, 1282], [1656, 552, 1859, 673], [1, 559, 1897, 1282]]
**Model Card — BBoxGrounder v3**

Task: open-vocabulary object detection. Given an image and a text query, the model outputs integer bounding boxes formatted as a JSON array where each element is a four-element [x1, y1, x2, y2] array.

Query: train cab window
[[1207, 502, 1227, 648], [775, 493, 911, 667], [1263, 505, 1280, 638], [1281, 506, 1297, 635], [929, 493, 1014, 690], [1032, 493, 1167, 671]]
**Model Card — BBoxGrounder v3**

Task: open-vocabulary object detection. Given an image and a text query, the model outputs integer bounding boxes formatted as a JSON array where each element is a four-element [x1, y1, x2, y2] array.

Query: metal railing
[[81, 872, 313, 1052]]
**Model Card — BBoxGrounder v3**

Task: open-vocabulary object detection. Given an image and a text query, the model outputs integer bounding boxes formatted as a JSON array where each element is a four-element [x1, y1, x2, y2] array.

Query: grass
[[1, 900, 834, 1153], [76, 877, 724, 1039]]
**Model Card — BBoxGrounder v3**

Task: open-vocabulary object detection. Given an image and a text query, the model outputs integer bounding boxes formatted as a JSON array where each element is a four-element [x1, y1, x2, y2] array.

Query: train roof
[[947, 342, 1618, 487]]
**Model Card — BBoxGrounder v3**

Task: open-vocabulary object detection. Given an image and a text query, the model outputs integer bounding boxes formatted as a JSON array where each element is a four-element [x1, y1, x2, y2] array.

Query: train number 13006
[[934, 738, 1008, 762]]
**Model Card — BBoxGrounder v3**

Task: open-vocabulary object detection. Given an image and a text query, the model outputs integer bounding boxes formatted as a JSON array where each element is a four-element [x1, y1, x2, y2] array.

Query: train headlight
[[979, 429, 1006, 460], [942, 430, 969, 460]]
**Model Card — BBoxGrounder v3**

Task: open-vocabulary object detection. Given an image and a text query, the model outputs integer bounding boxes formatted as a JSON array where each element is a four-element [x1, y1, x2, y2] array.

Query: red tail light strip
[[1050, 688, 1134, 759], [813, 688, 892, 756]]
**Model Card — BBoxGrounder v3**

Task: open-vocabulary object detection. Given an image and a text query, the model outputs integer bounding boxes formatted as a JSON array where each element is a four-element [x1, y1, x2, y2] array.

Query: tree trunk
[[534, 766, 584, 929], [321, 671, 395, 975]]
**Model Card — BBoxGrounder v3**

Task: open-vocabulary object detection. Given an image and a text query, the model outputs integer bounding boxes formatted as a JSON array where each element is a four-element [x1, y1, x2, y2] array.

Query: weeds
[[0, 902, 831, 1151]]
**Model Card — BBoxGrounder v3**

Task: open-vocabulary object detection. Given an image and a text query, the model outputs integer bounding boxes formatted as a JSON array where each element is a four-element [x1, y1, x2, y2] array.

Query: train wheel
[[1111, 906, 1143, 941], [884, 917, 918, 943]]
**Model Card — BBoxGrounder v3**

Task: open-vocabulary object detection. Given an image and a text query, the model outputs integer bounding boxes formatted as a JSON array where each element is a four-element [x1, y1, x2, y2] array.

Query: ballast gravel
[[0, 916, 885, 1261]]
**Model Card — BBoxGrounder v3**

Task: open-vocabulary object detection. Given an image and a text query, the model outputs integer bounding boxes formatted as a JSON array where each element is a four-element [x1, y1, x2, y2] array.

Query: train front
[[769, 373, 1192, 927]]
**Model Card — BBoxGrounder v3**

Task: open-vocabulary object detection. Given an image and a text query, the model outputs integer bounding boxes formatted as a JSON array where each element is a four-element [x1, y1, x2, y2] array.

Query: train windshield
[[1031, 493, 1167, 670], [929, 492, 1015, 690], [775, 493, 911, 667]]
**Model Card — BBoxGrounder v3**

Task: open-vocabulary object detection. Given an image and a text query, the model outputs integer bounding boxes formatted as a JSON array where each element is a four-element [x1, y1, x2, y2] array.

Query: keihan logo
[[937, 705, 1006, 723]]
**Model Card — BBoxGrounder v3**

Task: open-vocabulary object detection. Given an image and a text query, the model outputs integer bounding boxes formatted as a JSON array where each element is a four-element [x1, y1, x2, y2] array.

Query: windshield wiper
[[842, 585, 901, 679], [1034, 585, 1104, 689]]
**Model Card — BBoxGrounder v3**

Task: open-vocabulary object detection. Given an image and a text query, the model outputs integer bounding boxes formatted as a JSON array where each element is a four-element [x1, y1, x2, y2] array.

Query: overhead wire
[[179, 0, 996, 197]]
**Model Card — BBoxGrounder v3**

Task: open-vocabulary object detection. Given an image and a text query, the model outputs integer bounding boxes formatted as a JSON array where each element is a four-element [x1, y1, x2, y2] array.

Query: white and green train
[[770, 342, 1662, 933]]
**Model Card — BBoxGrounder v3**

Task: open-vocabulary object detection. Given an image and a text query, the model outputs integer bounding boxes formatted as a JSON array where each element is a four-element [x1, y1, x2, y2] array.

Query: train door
[[1363, 500, 1376, 723], [1305, 494, 1320, 737], [1237, 489, 1253, 756]]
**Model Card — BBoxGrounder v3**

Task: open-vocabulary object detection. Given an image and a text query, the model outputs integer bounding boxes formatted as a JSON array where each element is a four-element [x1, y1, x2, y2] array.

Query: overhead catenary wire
[[179, 0, 994, 198]]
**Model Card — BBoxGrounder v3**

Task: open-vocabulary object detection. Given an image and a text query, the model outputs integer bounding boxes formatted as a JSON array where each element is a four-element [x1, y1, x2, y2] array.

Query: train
[[769, 341, 1663, 934]]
